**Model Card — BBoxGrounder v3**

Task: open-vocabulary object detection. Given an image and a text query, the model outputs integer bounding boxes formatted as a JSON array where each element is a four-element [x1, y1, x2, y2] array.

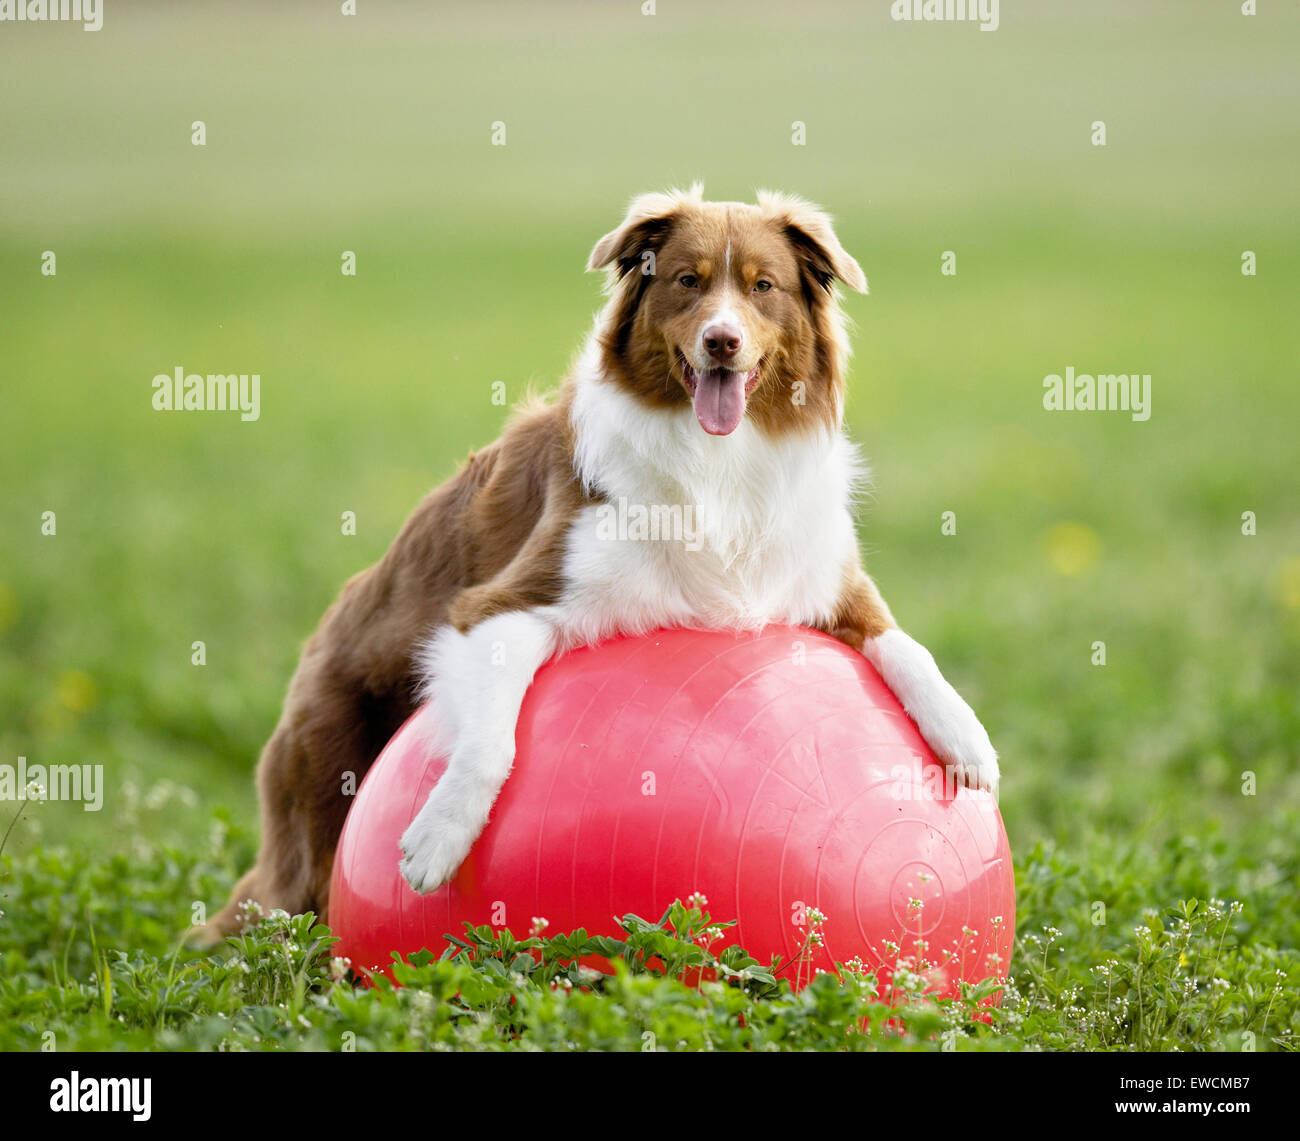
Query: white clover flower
[[145, 780, 175, 811]]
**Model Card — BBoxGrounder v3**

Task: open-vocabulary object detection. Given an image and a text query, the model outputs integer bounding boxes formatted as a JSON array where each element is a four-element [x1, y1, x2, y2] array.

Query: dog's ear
[[757, 190, 867, 295], [588, 185, 701, 278]]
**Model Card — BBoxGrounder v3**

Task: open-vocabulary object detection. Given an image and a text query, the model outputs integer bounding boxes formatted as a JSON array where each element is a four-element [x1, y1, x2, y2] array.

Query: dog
[[196, 185, 998, 943]]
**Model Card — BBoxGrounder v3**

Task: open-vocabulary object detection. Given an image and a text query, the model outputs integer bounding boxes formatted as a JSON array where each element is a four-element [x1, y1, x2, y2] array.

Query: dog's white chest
[[559, 504, 844, 642], [558, 370, 863, 647]]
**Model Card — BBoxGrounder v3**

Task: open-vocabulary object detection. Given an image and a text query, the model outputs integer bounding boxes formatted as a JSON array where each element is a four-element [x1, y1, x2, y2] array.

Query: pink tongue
[[693, 369, 746, 435]]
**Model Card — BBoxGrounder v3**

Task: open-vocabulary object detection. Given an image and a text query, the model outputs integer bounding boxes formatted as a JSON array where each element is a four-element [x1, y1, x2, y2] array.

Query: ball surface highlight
[[329, 625, 1014, 995]]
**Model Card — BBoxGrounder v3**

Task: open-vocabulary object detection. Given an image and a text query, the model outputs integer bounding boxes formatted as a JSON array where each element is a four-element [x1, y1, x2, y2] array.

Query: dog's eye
[[678, 274, 699, 289], [754, 280, 773, 293]]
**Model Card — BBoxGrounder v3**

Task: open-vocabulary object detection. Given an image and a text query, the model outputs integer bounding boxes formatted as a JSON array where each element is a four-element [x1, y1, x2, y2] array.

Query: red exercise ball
[[329, 625, 1014, 997]]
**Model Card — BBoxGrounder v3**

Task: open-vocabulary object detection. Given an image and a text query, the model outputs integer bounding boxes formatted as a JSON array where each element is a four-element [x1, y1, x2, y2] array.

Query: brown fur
[[196, 190, 888, 945], [199, 395, 593, 941], [815, 563, 896, 650], [588, 188, 865, 439]]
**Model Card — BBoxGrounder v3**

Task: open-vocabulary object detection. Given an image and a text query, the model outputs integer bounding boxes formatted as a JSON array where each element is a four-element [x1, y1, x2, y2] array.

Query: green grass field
[[1, 1, 1297, 1051]]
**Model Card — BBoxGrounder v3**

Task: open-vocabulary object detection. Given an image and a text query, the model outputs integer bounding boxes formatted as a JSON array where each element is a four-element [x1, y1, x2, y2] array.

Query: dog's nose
[[703, 323, 743, 363]]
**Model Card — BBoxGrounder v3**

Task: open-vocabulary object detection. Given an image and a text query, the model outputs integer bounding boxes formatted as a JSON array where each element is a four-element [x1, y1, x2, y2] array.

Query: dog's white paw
[[864, 628, 1000, 799], [399, 798, 478, 894], [917, 691, 1000, 797], [402, 610, 557, 893], [942, 725, 1000, 797]]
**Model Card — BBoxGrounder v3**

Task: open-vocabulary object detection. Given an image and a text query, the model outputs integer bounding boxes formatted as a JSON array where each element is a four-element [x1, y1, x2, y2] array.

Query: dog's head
[[588, 185, 866, 437]]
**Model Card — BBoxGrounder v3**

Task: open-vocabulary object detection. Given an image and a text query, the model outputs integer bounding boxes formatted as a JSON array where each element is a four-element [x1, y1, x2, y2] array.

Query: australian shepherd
[[198, 186, 998, 942]]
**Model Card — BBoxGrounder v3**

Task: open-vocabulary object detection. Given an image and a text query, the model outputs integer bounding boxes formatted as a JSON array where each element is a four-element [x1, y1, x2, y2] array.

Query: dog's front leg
[[863, 628, 999, 796], [399, 608, 558, 893], [819, 568, 1000, 797]]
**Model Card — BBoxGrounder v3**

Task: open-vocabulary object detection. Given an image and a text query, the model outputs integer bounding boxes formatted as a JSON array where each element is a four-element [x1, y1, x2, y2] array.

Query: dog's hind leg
[[190, 674, 413, 948]]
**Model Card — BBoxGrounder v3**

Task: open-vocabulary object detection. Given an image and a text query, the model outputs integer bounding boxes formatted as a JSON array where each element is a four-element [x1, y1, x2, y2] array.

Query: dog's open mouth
[[677, 353, 762, 436]]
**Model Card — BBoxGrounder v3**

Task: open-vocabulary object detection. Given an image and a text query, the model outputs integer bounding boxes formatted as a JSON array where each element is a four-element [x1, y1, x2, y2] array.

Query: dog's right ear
[[587, 185, 701, 277]]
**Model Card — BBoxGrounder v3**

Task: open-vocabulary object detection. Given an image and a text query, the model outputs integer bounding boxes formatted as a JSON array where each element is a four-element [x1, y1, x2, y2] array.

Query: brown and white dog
[[199, 186, 998, 941]]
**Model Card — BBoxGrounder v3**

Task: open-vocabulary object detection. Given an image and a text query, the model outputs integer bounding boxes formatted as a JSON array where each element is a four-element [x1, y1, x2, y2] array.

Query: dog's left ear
[[758, 190, 867, 295], [588, 185, 701, 277]]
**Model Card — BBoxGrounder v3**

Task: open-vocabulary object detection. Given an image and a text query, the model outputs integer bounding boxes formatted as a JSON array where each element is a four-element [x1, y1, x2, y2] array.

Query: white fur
[[400, 610, 558, 892], [705, 303, 739, 326], [561, 338, 863, 646], [863, 628, 1000, 796]]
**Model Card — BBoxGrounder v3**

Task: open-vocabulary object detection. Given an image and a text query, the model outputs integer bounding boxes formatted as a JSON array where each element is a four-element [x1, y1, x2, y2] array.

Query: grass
[[1, 822, 1293, 1051], [1, 0, 1298, 1051]]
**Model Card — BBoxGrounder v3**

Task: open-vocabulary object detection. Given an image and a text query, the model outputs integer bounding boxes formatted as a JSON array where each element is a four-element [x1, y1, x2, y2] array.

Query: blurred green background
[[1, 1, 1297, 885]]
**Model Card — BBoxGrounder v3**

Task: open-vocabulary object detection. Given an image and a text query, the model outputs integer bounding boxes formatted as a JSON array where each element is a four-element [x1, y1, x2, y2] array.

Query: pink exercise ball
[[329, 625, 1014, 997]]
